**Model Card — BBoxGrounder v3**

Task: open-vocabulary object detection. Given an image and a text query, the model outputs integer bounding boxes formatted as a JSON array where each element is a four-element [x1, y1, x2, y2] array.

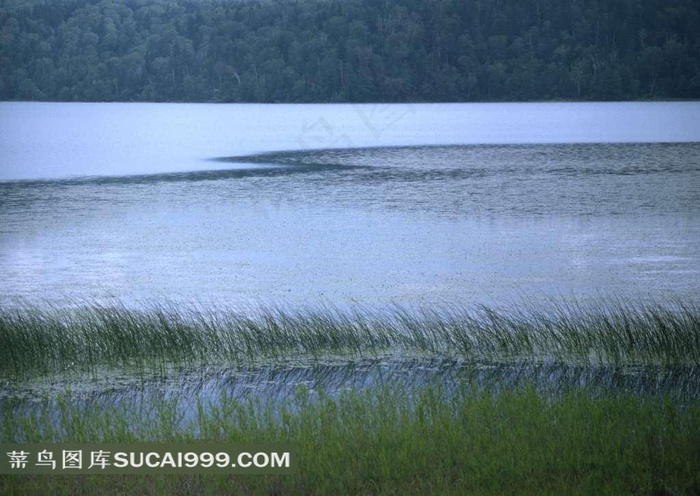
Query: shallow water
[[4, 357, 699, 441]]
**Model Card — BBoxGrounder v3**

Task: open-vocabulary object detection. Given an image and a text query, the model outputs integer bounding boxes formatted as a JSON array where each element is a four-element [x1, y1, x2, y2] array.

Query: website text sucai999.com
[[1, 443, 295, 475]]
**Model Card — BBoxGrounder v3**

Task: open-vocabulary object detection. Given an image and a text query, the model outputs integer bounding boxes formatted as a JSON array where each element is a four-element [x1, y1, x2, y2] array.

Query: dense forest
[[1, 0, 699, 102]]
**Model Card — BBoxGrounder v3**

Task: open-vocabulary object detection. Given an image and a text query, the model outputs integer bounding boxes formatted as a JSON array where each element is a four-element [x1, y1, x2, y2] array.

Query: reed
[[2, 299, 699, 378], [2, 382, 699, 495]]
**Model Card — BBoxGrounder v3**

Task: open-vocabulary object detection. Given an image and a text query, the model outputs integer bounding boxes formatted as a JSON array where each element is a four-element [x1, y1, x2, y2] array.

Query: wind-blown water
[[1, 102, 699, 309]]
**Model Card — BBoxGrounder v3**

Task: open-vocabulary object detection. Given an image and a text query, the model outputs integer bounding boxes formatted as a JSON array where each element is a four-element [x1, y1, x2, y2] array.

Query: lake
[[1, 101, 699, 311]]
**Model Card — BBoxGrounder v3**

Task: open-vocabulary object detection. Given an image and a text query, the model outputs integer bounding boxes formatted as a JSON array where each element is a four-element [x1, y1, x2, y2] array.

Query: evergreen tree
[[1, 0, 698, 102]]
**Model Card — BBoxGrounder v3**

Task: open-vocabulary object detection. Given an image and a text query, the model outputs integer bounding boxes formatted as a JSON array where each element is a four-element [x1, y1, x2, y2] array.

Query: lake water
[[1, 101, 699, 311]]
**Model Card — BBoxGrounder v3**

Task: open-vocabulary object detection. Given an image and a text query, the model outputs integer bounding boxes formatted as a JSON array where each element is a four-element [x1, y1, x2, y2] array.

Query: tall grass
[[3, 300, 699, 494], [2, 382, 699, 494], [2, 299, 699, 378]]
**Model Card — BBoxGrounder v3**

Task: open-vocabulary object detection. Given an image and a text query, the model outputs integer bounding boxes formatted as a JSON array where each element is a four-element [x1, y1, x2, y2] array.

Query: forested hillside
[[1, 0, 699, 102]]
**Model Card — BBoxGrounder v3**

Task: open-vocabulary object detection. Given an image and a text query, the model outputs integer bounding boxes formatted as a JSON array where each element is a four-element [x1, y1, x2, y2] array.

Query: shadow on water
[[0, 161, 363, 190], [2, 142, 697, 190]]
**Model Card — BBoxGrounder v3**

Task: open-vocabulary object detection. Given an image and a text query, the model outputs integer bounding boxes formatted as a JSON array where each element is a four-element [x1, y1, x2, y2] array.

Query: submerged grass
[[2, 382, 699, 495], [2, 299, 699, 378]]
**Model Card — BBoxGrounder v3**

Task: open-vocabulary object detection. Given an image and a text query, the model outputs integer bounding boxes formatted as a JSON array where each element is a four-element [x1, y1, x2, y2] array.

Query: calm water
[[1, 102, 699, 310]]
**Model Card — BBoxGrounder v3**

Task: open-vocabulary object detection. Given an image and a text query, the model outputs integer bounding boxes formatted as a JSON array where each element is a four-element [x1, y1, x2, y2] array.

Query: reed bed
[[2, 299, 699, 378], [3, 300, 700, 494], [2, 382, 699, 495]]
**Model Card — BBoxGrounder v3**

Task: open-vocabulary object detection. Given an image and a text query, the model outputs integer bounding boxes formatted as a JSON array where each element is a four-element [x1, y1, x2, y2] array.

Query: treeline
[[1, 0, 699, 102]]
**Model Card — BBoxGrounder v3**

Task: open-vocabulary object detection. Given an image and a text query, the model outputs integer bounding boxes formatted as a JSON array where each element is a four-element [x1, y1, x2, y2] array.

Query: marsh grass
[[3, 300, 700, 494], [2, 299, 699, 379], [2, 382, 700, 495]]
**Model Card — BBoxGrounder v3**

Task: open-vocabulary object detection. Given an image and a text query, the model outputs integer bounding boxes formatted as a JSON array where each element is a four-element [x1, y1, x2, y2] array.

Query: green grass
[[2, 382, 699, 495], [2, 299, 699, 493], [2, 299, 699, 379]]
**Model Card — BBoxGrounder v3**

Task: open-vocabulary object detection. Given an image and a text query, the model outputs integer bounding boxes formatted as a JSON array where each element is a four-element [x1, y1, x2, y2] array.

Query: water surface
[[0, 102, 699, 310]]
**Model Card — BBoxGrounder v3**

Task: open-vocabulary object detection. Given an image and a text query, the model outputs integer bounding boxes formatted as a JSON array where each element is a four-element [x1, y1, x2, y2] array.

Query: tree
[[1, 0, 698, 102]]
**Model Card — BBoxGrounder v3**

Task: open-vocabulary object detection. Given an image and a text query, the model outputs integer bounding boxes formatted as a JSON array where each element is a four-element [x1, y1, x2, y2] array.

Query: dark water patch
[[0, 163, 320, 189], [3, 142, 698, 213], [227, 142, 700, 174], [212, 142, 700, 217]]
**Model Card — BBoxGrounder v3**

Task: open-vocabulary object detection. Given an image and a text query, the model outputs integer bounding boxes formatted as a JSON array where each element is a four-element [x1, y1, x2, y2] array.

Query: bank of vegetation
[[2, 300, 699, 378], [2, 383, 700, 494], [1, 0, 699, 102], [2, 300, 700, 493]]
